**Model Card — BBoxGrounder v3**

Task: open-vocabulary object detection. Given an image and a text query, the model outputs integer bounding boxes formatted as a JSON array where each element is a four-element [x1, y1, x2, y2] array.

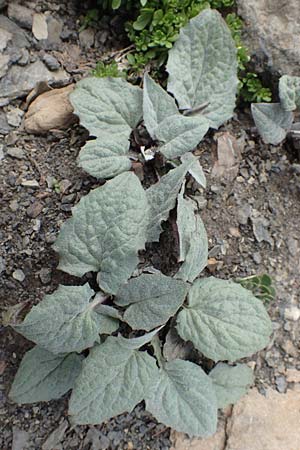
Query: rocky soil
[[0, 1, 300, 449]]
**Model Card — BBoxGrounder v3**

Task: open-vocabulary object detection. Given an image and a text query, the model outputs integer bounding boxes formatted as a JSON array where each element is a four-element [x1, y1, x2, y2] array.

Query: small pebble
[[21, 179, 39, 188], [42, 54, 60, 71], [275, 375, 287, 393], [26, 201, 43, 218], [39, 268, 52, 284], [12, 269, 25, 282], [284, 306, 300, 322], [6, 147, 25, 159]]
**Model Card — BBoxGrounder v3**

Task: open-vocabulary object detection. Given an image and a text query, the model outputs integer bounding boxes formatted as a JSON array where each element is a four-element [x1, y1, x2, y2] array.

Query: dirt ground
[[0, 1, 300, 449]]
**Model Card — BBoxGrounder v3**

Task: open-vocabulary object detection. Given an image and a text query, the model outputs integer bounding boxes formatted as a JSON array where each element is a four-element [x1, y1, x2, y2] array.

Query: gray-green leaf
[[155, 114, 209, 159], [175, 187, 208, 282], [118, 327, 163, 350], [209, 362, 254, 408], [77, 133, 132, 180], [69, 336, 159, 424], [115, 273, 188, 331], [182, 153, 206, 188], [9, 346, 82, 404], [143, 73, 178, 138], [279, 75, 300, 111], [146, 153, 199, 242], [14, 284, 118, 354], [70, 77, 142, 179], [176, 277, 272, 362], [251, 103, 293, 145], [167, 9, 238, 129], [53, 172, 149, 295], [146, 359, 217, 437]]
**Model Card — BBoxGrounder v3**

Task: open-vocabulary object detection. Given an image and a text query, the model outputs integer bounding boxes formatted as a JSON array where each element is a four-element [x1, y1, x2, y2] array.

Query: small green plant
[[91, 60, 126, 78], [236, 274, 276, 303], [240, 73, 272, 103], [10, 11, 272, 438]]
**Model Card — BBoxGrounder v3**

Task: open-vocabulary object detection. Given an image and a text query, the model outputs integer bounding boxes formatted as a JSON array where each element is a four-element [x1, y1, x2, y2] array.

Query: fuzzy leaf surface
[[53, 172, 149, 295], [209, 362, 254, 408], [155, 114, 209, 159], [15, 284, 118, 354], [279, 75, 300, 111], [69, 336, 159, 425], [146, 154, 198, 242], [182, 154, 206, 188], [176, 277, 272, 361], [70, 77, 142, 179], [9, 347, 82, 404], [118, 327, 163, 350], [143, 73, 178, 138], [175, 187, 208, 282], [251, 103, 293, 145], [77, 134, 132, 180], [146, 359, 217, 437], [167, 9, 238, 128], [115, 273, 188, 331]]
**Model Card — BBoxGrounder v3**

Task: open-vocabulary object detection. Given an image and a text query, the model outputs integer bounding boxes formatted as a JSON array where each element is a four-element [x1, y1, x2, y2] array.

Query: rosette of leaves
[[71, 9, 238, 180], [251, 74, 300, 145], [10, 9, 272, 439]]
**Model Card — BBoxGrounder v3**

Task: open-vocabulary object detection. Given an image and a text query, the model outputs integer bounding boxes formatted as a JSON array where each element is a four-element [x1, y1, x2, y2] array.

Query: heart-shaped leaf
[[70, 77, 142, 179], [69, 336, 159, 424], [167, 9, 238, 128], [251, 103, 293, 145], [53, 172, 149, 295], [115, 273, 188, 331], [9, 347, 82, 404], [14, 284, 118, 354], [209, 362, 254, 408], [146, 359, 217, 437], [176, 277, 272, 361]]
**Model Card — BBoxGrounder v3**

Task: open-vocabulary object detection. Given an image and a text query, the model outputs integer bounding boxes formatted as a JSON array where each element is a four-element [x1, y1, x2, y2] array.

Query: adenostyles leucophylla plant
[[10, 9, 272, 438]]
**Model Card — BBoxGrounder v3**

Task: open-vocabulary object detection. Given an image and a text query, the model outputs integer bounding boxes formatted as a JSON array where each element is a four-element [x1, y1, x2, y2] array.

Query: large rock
[[237, 0, 300, 75], [24, 84, 76, 134], [226, 389, 300, 450], [0, 60, 69, 100]]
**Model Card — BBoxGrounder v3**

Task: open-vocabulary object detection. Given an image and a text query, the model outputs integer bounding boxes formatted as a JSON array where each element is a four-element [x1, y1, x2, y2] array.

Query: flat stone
[[0, 110, 12, 134], [7, 2, 33, 30], [286, 369, 300, 383], [32, 13, 48, 40], [226, 389, 300, 450], [6, 107, 24, 127], [45, 16, 63, 46], [0, 15, 30, 49], [237, 0, 300, 75], [0, 54, 10, 79], [12, 269, 25, 282], [24, 84, 75, 134], [26, 201, 44, 218], [42, 54, 60, 71], [0, 60, 69, 100], [79, 28, 95, 49], [6, 147, 25, 159], [284, 306, 300, 322], [21, 179, 39, 188], [0, 28, 12, 52]]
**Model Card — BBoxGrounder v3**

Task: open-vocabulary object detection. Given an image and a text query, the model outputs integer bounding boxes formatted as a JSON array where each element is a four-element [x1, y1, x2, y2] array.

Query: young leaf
[[145, 359, 217, 437], [279, 75, 300, 111], [70, 77, 142, 179], [251, 103, 293, 145], [9, 346, 82, 404], [182, 153, 206, 188], [176, 277, 272, 362], [14, 284, 118, 354], [143, 73, 178, 138], [146, 153, 199, 242], [77, 133, 132, 180], [175, 187, 208, 282], [118, 326, 163, 350], [209, 363, 254, 408], [53, 172, 149, 295], [115, 273, 188, 331], [155, 114, 210, 159], [167, 9, 238, 129], [69, 336, 159, 425]]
